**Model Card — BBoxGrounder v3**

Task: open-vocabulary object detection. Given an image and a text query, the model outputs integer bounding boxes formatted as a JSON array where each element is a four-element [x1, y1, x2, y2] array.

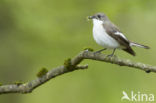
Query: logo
[[121, 91, 154, 102]]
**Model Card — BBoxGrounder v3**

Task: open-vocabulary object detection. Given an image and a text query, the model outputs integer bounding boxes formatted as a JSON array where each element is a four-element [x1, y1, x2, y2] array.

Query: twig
[[0, 50, 155, 94]]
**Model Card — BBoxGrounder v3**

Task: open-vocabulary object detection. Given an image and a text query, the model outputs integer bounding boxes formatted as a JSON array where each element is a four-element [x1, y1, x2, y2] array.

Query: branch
[[0, 50, 155, 94]]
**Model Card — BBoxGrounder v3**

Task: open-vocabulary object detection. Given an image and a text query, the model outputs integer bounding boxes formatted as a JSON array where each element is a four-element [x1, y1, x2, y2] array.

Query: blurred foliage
[[0, 0, 156, 103]]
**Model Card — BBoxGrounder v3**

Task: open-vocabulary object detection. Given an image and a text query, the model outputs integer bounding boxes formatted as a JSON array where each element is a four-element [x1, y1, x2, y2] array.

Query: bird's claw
[[107, 54, 114, 58], [93, 51, 101, 55]]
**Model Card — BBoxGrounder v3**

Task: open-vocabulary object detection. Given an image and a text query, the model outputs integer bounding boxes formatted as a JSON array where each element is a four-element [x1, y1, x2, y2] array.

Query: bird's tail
[[123, 47, 136, 56], [130, 41, 150, 49]]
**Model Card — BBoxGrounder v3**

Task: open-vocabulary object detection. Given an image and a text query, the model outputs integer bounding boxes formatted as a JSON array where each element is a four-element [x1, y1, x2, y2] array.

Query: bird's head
[[88, 13, 109, 23]]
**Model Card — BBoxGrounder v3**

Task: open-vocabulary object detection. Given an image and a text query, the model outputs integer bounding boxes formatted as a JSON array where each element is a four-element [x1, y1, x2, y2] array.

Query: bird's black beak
[[88, 16, 96, 19]]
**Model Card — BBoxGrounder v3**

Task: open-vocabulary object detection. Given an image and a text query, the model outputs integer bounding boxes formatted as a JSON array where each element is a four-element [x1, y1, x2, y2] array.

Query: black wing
[[103, 23, 136, 56]]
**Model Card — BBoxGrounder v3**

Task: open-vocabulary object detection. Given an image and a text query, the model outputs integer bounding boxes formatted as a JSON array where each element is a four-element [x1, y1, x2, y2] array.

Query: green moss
[[37, 67, 48, 78], [14, 81, 23, 86], [0, 83, 2, 86], [64, 58, 75, 70], [83, 47, 94, 52], [64, 58, 71, 68]]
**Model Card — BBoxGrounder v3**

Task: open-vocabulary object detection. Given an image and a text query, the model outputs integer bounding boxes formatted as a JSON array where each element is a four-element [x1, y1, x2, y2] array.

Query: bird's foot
[[107, 54, 114, 58], [107, 48, 116, 57], [93, 51, 101, 55], [94, 48, 107, 55]]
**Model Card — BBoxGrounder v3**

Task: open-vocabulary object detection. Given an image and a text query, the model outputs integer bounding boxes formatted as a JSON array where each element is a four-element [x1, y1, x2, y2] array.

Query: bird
[[88, 12, 150, 56]]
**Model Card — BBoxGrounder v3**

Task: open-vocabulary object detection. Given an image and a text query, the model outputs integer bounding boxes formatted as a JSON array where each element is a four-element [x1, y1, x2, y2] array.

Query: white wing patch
[[114, 32, 127, 40]]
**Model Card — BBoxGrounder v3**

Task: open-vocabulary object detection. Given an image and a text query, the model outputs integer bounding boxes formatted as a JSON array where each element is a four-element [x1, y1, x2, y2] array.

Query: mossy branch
[[0, 50, 156, 94]]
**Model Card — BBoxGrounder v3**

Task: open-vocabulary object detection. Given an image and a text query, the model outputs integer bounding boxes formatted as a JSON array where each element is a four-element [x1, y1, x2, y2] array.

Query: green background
[[0, 0, 156, 103]]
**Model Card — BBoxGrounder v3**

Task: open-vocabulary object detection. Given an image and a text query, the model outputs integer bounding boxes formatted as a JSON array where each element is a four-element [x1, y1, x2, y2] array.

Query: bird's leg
[[107, 48, 116, 57], [94, 48, 107, 54]]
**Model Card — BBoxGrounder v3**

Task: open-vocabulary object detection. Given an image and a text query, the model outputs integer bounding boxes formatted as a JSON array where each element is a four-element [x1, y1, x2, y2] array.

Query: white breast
[[92, 19, 120, 49]]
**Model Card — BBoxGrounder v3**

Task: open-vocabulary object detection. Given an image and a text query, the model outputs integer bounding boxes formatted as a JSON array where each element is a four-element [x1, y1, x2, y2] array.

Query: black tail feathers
[[123, 47, 136, 56]]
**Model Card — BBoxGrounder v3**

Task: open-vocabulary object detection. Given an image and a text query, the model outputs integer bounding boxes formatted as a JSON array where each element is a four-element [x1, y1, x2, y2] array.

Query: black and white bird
[[88, 13, 150, 56]]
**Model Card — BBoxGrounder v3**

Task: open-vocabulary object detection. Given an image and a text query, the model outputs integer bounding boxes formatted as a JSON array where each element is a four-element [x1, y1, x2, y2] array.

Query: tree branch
[[0, 50, 155, 94]]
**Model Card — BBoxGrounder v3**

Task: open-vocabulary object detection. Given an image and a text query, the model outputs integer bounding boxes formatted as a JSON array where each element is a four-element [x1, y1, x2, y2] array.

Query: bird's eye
[[97, 15, 101, 18]]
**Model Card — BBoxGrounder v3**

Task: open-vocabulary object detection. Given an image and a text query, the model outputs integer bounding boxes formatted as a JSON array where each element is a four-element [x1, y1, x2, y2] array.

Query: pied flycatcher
[[88, 13, 150, 56]]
